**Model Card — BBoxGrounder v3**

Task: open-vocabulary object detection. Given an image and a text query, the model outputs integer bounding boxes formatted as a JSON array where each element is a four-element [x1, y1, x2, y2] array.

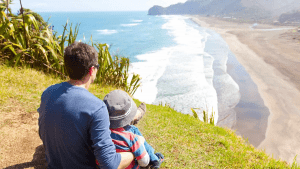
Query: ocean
[[39, 11, 270, 142]]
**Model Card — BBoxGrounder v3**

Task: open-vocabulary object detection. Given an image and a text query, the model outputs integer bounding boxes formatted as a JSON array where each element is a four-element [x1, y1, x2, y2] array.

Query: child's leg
[[144, 141, 159, 162], [149, 153, 164, 169], [131, 103, 146, 125]]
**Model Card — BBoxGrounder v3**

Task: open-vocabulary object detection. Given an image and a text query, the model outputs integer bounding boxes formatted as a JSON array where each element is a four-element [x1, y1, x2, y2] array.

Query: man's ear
[[89, 67, 94, 76]]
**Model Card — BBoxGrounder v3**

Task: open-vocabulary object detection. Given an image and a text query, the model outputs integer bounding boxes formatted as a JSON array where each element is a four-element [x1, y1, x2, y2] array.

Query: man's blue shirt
[[38, 82, 121, 169]]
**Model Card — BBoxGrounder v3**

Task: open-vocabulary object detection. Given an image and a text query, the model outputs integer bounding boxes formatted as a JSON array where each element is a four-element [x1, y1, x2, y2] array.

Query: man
[[38, 42, 135, 169]]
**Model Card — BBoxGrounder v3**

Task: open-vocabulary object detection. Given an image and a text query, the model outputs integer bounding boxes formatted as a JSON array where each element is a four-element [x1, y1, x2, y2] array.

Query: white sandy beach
[[191, 15, 300, 164]]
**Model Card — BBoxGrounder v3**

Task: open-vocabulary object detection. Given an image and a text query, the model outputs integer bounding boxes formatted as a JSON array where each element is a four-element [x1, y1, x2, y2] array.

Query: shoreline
[[201, 22, 270, 147], [227, 49, 270, 147], [190, 15, 300, 164]]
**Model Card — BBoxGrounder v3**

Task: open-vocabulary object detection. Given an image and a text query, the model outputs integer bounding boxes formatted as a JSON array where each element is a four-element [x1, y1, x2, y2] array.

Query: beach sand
[[190, 15, 300, 164]]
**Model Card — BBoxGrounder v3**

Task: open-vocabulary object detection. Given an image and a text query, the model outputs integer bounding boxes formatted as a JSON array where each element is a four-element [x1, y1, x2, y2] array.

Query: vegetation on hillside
[[0, 65, 299, 168], [0, 4, 141, 95], [0, 0, 13, 16]]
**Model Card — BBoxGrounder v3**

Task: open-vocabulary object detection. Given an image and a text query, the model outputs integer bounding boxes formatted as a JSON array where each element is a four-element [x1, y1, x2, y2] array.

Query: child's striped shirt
[[110, 125, 149, 169]]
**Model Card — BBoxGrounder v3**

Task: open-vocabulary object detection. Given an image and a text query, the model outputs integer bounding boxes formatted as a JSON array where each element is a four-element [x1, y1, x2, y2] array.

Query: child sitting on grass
[[97, 90, 164, 169]]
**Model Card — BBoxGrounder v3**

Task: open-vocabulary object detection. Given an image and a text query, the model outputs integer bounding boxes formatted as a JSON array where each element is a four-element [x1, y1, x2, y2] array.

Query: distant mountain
[[199, 0, 244, 15], [148, 0, 257, 16], [164, 0, 212, 15], [279, 11, 300, 23], [148, 0, 212, 15], [241, 0, 300, 16], [148, 0, 300, 22]]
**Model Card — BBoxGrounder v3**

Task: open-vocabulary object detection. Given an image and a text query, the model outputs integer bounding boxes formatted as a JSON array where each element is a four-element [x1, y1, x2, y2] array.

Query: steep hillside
[[200, 0, 244, 15], [241, 0, 300, 16], [164, 0, 212, 15], [148, 0, 300, 23], [0, 65, 298, 168], [279, 11, 300, 23], [148, 0, 266, 17]]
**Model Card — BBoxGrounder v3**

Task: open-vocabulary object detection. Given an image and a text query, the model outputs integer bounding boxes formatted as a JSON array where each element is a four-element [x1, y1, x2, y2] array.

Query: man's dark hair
[[64, 42, 98, 80]]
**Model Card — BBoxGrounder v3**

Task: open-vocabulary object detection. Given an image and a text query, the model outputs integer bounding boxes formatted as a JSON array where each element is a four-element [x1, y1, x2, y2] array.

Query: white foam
[[129, 47, 173, 104], [132, 20, 143, 22], [97, 29, 118, 35], [130, 15, 219, 124], [121, 23, 139, 27], [202, 29, 241, 126]]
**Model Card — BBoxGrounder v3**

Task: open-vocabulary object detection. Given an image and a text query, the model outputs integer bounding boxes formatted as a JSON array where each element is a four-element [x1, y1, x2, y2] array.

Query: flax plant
[[191, 107, 215, 125], [0, 0, 13, 16], [0, 5, 141, 95], [0, 5, 64, 74], [94, 43, 141, 95]]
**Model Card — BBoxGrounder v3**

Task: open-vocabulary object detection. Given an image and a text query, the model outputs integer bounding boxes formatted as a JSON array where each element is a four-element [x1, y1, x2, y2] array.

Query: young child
[[100, 90, 164, 169]]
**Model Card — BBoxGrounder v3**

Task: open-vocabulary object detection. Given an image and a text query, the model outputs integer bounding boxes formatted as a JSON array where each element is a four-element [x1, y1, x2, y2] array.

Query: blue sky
[[10, 0, 187, 12]]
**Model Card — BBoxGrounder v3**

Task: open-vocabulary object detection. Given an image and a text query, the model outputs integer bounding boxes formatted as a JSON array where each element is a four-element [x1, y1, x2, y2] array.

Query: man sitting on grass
[[38, 42, 137, 169], [98, 90, 164, 169]]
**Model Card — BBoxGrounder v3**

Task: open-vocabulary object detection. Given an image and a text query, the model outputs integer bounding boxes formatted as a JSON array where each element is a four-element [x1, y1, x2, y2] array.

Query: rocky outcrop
[[148, 5, 165, 15]]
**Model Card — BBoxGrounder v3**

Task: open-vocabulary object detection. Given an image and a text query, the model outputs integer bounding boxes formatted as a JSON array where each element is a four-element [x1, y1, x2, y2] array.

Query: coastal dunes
[[190, 15, 300, 164]]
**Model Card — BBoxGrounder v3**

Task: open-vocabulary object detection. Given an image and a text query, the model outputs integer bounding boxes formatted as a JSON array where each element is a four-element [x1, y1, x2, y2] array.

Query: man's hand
[[118, 152, 134, 169]]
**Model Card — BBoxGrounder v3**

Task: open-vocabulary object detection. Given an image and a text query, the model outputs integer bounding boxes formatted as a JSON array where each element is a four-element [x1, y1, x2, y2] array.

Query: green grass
[[0, 64, 299, 168], [137, 104, 299, 168], [0, 64, 62, 113]]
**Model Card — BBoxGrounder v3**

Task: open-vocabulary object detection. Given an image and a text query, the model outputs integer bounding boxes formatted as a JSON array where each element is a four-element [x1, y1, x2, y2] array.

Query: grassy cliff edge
[[0, 65, 299, 168]]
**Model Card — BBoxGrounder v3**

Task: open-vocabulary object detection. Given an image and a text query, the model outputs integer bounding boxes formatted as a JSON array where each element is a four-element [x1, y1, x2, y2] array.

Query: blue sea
[[38, 11, 238, 125], [39, 11, 270, 138], [40, 11, 173, 62]]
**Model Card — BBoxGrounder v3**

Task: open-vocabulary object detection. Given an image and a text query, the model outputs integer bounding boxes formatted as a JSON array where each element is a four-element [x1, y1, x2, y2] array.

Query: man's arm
[[90, 106, 123, 169], [117, 152, 135, 169]]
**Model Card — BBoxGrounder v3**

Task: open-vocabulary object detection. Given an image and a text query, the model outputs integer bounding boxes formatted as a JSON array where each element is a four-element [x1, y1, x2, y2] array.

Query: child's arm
[[131, 135, 150, 167], [131, 103, 146, 125], [137, 151, 150, 167]]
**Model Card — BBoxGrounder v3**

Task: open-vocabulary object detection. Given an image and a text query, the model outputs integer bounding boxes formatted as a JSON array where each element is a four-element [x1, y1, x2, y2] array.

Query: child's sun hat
[[103, 90, 137, 129]]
